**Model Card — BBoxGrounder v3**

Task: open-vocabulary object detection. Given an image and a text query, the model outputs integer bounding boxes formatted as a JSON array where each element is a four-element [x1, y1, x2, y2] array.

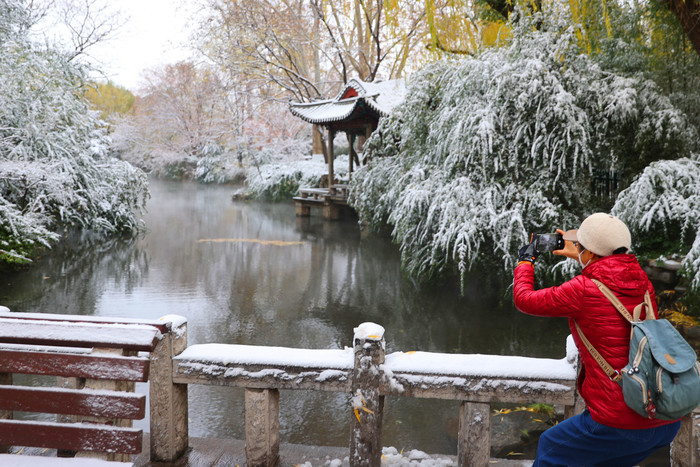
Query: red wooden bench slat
[[0, 420, 142, 454], [0, 349, 150, 381], [0, 319, 160, 352], [0, 310, 172, 334], [0, 386, 146, 419]]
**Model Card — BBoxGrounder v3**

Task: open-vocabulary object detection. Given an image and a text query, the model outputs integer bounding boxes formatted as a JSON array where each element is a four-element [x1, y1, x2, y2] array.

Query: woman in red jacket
[[513, 213, 681, 466]]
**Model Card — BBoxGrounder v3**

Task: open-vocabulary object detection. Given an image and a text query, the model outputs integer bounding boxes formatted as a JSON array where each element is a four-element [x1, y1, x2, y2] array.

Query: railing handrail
[[173, 342, 578, 405]]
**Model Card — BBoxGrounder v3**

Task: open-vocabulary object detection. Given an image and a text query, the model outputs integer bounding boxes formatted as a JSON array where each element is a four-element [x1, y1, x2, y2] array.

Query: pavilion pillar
[[313, 124, 324, 158], [348, 134, 355, 177], [327, 128, 335, 194]]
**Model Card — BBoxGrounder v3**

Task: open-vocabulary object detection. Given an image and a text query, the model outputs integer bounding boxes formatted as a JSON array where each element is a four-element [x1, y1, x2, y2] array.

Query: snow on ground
[[380, 447, 455, 465], [0, 455, 132, 466]]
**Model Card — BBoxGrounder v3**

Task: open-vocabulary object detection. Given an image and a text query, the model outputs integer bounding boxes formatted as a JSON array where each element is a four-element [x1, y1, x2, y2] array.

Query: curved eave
[[361, 96, 388, 117], [289, 97, 388, 125]]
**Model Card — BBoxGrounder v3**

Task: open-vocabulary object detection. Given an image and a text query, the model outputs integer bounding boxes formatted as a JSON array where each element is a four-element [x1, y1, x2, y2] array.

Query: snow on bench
[[0, 311, 180, 463]]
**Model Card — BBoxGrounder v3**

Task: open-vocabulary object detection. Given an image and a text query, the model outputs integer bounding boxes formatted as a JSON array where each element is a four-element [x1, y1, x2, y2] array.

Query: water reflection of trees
[[187, 207, 569, 358], [0, 230, 148, 316]]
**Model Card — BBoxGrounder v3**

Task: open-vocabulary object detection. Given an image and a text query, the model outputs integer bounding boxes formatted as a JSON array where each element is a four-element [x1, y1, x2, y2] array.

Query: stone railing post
[[671, 406, 700, 466], [350, 322, 386, 467], [245, 388, 280, 466], [150, 315, 188, 462], [458, 401, 490, 466], [564, 343, 585, 419]]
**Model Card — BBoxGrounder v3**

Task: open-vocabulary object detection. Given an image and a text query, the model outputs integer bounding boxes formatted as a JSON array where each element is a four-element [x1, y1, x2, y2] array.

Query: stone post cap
[[158, 314, 187, 326], [354, 322, 385, 341], [158, 314, 188, 338]]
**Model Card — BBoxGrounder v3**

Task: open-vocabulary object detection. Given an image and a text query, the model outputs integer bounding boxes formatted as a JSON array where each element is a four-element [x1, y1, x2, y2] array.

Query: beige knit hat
[[563, 213, 632, 257]]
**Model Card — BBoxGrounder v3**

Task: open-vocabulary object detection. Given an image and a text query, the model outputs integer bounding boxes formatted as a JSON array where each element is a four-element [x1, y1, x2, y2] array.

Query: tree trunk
[[663, 0, 700, 55]]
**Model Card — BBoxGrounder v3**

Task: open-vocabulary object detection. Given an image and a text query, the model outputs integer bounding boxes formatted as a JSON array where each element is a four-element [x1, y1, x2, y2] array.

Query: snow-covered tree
[[0, 0, 148, 265], [349, 3, 696, 286], [612, 157, 700, 288]]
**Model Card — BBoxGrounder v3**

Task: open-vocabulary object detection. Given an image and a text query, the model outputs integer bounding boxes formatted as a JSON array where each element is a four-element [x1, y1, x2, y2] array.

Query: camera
[[531, 233, 565, 252]]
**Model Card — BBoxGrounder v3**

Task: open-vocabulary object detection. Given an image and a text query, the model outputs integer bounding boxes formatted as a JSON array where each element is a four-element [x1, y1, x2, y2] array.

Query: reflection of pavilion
[[289, 78, 405, 219]]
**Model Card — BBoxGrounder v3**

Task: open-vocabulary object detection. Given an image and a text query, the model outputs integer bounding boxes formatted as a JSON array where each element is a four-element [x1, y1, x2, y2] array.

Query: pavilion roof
[[289, 78, 406, 125]]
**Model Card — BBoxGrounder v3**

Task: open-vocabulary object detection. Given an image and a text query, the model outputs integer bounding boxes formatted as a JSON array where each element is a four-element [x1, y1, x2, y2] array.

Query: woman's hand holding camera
[[518, 241, 541, 264], [553, 228, 579, 260], [519, 228, 579, 265]]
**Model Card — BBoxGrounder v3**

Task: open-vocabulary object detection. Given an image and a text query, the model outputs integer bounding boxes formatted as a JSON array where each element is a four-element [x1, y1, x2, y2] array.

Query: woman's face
[[576, 243, 598, 267]]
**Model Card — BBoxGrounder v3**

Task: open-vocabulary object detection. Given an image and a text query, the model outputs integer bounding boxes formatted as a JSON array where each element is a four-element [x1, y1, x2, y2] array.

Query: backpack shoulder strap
[[574, 321, 622, 382], [590, 278, 635, 322], [632, 292, 655, 322]]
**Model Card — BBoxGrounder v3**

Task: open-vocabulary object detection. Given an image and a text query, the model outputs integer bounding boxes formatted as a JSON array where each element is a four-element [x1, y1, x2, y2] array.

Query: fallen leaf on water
[[198, 238, 307, 246]]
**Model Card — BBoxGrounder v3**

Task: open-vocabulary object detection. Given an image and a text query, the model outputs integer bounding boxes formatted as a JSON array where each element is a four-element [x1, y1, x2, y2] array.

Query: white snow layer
[[385, 351, 575, 380], [158, 314, 187, 327], [353, 322, 386, 341], [0, 319, 160, 347], [176, 344, 354, 370], [176, 338, 577, 381], [0, 454, 132, 466]]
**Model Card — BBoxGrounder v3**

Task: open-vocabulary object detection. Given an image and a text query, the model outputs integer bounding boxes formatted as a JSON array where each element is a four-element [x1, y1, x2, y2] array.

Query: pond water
[[0, 178, 570, 455]]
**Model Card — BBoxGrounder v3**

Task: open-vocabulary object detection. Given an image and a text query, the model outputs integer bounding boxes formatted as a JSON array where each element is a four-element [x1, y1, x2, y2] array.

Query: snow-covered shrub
[[349, 4, 695, 284], [685, 235, 700, 291], [0, 2, 148, 265], [247, 155, 349, 201], [195, 155, 247, 184], [612, 157, 700, 288]]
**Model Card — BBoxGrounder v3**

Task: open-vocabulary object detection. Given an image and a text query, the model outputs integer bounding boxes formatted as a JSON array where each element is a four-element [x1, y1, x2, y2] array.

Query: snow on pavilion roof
[[289, 78, 406, 124]]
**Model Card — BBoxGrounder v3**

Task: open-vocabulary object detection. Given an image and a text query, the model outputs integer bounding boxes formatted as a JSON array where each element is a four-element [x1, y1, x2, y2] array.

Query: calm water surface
[[0, 179, 569, 454]]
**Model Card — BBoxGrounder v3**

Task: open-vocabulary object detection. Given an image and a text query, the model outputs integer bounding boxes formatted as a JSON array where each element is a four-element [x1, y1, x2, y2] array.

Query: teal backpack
[[575, 279, 700, 420]]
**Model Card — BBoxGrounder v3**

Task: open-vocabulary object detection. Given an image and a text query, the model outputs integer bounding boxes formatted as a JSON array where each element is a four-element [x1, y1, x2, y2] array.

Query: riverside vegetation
[[2, 2, 700, 328]]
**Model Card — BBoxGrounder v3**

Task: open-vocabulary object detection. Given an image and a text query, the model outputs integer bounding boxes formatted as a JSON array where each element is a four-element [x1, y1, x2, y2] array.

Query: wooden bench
[[0, 310, 186, 463]]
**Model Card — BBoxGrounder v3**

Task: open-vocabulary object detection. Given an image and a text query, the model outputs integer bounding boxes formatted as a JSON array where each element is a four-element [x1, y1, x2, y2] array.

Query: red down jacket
[[513, 254, 679, 429]]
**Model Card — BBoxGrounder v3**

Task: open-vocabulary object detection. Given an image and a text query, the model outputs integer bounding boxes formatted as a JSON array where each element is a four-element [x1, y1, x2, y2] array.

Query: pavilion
[[289, 78, 405, 219]]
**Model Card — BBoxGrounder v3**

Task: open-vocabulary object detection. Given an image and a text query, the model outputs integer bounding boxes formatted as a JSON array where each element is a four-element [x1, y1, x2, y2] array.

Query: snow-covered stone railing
[[0, 309, 188, 465], [172, 322, 583, 466]]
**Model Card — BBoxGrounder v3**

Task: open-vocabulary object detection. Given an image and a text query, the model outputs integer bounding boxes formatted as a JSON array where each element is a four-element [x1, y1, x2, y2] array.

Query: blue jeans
[[533, 410, 681, 466]]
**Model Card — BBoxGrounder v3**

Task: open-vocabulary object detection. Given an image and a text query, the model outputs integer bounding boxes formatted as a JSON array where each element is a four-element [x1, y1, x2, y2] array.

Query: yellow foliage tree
[[84, 81, 135, 120], [425, 0, 510, 55]]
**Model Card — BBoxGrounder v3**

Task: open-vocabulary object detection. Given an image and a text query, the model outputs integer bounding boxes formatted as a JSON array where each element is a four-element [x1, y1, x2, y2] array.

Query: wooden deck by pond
[[293, 184, 354, 220]]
